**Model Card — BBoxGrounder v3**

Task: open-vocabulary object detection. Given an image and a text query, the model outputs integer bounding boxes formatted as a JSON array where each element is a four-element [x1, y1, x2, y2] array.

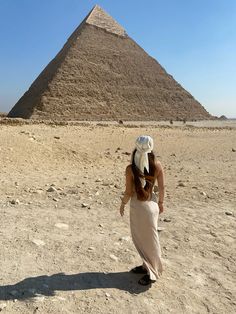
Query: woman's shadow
[[0, 271, 150, 301]]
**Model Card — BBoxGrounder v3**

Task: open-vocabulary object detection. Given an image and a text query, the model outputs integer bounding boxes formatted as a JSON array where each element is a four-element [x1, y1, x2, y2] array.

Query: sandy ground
[[0, 121, 235, 313]]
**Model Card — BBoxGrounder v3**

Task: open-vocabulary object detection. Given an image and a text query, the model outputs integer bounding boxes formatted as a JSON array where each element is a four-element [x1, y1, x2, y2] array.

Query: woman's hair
[[131, 149, 156, 201]]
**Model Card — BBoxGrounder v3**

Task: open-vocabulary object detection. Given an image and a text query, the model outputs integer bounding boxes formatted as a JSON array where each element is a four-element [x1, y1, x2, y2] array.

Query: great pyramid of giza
[[8, 5, 212, 120]]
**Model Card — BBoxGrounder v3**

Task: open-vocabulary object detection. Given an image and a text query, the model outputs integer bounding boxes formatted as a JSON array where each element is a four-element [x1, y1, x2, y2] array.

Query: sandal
[[130, 265, 147, 274], [138, 274, 155, 286]]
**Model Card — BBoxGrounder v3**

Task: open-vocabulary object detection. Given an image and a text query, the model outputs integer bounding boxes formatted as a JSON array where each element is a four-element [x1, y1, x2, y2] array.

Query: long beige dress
[[130, 192, 163, 281]]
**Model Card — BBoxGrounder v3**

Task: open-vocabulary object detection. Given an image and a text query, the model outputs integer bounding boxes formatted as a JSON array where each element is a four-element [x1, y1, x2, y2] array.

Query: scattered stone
[[232, 148, 236, 152], [122, 152, 131, 156], [170, 153, 176, 157], [53, 198, 59, 202], [98, 224, 103, 228], [88, 247, 95, 251], [46, 186, 57, 193], [212, 250, 223, 257], [59, 192, 67, 196], [81, 203, 89, 208], [114, 184, 121, 189], [192, 186, 198, 189], [157, 227, 165, 232], [95, 191, 99, 196], [10, 199, 20, 205], [178, 182, 186, 187], [66, 188, 79, 195], [54, 136, 60, 139], [0, 303, 7, 311], [105, 292, 111, 298], [225, 211, 233, 216], [163, 218, 171, 222], [32, 239, 45, 246], [200, 191, 207, 196], [119, 236, 130, 242], [109, 254, 118, 261], [210, 231, 217, 237], [55, 223, 69, 230]]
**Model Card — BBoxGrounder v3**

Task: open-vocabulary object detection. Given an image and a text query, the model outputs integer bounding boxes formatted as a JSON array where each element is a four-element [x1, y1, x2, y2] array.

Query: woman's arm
[[120, 165, 133, 216], [156, 161, 165, 213]]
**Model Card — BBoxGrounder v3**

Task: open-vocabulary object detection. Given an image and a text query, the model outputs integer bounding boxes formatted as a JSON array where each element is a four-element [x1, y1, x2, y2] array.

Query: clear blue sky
[[0, 0, 235, 117]]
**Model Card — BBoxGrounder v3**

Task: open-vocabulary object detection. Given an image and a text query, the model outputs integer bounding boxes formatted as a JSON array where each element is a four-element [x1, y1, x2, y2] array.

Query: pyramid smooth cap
[[86, 5, 126, 37]]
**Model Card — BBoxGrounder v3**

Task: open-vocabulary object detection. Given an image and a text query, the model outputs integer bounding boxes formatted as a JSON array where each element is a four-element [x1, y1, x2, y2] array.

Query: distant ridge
[[8, 5, 212, 121]]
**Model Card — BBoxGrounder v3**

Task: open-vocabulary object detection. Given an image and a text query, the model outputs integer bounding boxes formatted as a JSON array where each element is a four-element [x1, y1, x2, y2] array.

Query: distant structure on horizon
[[8, 5, 212, 121]]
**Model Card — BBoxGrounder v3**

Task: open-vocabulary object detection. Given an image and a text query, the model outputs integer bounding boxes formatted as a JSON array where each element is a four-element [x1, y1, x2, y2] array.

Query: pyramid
[[8, 5, 212, 120]]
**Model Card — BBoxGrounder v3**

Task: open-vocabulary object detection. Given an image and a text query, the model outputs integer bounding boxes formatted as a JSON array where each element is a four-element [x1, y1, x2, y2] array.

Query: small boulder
[[81, 203, 89, 208], [163, 218, 171, 222], [55, 223, 69, 230], [46, 186, 57, 193], [32, 239, 45, 246], [10, 199, 20, 205], [110, 254, 118, 261]]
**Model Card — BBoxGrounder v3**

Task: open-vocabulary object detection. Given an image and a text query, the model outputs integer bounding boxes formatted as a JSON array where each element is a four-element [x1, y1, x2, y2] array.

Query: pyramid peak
[[86, 5, 126, 37]]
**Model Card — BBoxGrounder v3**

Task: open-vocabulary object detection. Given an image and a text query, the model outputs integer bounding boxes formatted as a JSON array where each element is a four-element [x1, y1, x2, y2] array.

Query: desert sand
[[0, 120, 235, 313]]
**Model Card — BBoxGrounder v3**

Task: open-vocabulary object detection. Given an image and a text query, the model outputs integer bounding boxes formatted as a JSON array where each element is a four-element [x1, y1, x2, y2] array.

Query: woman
[[119, 135, 164, 285]]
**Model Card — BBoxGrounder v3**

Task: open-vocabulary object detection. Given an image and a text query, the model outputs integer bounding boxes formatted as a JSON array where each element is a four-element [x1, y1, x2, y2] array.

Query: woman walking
[[119, 135, 164, 285]]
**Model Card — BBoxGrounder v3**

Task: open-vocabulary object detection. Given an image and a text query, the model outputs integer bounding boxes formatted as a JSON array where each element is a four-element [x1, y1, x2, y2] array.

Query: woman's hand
[[119, 203, 125, 217], [158, 202, 164, 214]]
